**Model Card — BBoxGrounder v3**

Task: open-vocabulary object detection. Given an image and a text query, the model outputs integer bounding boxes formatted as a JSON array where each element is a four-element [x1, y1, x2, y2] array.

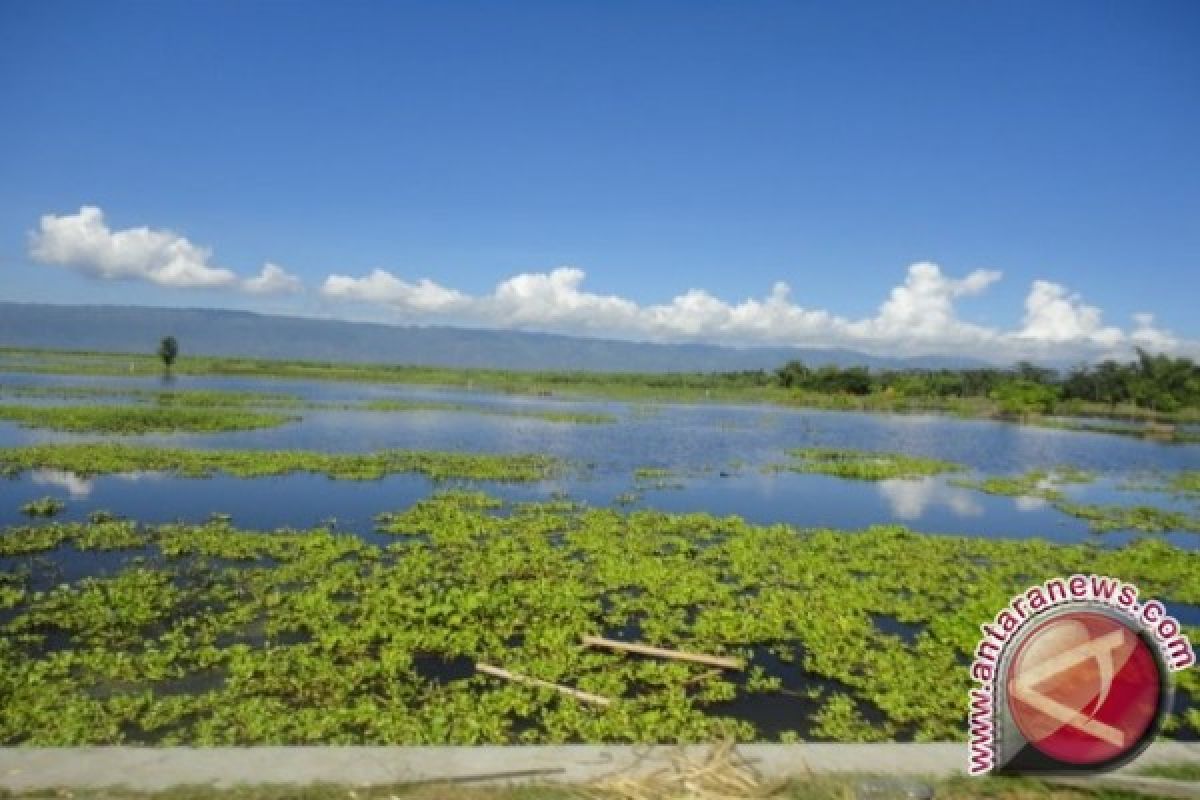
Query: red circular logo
[[1006, 611, 1162, 766]]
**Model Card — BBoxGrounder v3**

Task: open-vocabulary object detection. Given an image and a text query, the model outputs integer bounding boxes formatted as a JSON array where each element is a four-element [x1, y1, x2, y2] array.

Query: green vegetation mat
[[362, 399, 615, 424], [951, 467, 1096, 501], [18, 496, 64, 518], [0, 384, 615, 425], [0, 443, 561, 482], [0, 404, 297, 434], [952, 467, 1200, 534], [1, 493, 1196, 744], [1168, 471, 1200, 496], [0, 384, 308, 408], [1053, 502, 1200, 534], [774, 448, 964, 481]]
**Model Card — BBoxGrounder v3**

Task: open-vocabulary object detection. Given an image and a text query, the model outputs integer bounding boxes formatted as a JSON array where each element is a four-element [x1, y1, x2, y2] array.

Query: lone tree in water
[[157, 336, 179, 371]]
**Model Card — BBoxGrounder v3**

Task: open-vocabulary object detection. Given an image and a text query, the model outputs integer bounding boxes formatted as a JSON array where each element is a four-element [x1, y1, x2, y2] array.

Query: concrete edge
[[1, 742, 1198, 791]]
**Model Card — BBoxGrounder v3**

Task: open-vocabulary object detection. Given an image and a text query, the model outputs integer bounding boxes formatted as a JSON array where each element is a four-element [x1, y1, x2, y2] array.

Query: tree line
[[774, 349, 1200, 413]]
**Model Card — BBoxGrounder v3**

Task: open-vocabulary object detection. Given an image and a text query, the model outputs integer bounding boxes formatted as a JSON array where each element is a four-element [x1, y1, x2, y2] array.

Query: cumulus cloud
[[846, 262, 1001, 344], [30, 206, 303, 295], [28, 206, 1193, 361], [321, 268, 469, 312], [243, 262, 303, 295], [322, 260, 1191, 361], [1015, 280, 1123, 348]]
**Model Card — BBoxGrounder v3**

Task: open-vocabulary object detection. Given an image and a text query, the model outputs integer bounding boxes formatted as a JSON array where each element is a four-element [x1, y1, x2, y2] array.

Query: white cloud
[[30, 206, 303, 294], [1128, 312, 1178, 353], [1014, 280, 1123, 347], [30, 206, 237, 288], [322, 260, 1192, 361], [321, 268, 468, 311], [28, 206, 1194, 361], [846, 262, 1001, 343], [243, 262, 303, 295]]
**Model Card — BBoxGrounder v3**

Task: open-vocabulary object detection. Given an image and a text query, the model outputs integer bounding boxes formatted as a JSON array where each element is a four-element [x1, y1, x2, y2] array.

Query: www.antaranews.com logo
[[967, 574, 1194, 776]]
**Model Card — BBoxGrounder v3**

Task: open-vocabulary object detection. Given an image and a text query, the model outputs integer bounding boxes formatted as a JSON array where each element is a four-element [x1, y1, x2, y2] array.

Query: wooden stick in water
[[475, 662, 613, 707], [582, 635, 744, 670]]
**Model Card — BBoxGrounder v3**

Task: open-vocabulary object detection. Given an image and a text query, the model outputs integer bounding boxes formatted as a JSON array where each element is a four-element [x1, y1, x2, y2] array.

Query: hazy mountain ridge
[[0, 302, 988, 372]]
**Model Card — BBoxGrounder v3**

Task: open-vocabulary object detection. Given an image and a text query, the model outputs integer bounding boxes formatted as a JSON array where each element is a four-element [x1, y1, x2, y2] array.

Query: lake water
[[1, 372, 1197, 548]]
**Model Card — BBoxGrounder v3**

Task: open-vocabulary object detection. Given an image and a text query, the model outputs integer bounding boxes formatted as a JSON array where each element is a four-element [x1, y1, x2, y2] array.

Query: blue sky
[[1, 0, 1197, 359]]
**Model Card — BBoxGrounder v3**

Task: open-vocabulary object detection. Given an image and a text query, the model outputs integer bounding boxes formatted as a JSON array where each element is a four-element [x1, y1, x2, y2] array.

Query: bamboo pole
[[582, 635, 744, 670], [475, 663, 612, 707]]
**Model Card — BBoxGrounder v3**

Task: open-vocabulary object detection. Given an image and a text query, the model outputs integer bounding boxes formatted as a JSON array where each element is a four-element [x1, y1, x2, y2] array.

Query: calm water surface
[[1, 372, 1197, 548]]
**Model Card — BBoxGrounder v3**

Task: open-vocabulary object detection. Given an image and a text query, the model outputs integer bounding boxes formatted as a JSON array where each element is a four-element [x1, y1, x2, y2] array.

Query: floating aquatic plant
[[19, 496, 65, 518], [951, 466, 1096, 501], [0, 493, 1196, 745], [0, 443, 562, 483], [775, 448, 964, 481], [0, 403, 296, 434]]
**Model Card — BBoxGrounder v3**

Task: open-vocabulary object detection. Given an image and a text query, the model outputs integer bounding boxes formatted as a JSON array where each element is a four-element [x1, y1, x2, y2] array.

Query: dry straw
[[583, 740, 791, 800]]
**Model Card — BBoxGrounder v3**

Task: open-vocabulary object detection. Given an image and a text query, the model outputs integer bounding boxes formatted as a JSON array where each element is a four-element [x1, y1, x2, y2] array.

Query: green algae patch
[[0, 403, 296, 434], [776, 448, 964, 481], [1, 493, 1197, 745], [0, 443, 561, 483]]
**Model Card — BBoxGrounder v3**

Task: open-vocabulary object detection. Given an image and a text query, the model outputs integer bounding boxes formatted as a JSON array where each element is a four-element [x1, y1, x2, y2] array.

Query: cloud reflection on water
[[877, 477, 982, 520]]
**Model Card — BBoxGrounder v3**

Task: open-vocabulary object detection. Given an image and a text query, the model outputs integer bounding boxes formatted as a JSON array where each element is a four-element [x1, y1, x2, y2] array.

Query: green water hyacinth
[[777, 448, 964, 481], [1, 494, 1197, 745], [363, 399, 615, 424], [0, 384, 308, 409], [19, 496, 65, 518], [0, 443, 562, 483], [1054, 501, 1200, 534], [951, 466, 1096, 501], [0, 403, 296, 434], [1169, 471, 1200, 496]]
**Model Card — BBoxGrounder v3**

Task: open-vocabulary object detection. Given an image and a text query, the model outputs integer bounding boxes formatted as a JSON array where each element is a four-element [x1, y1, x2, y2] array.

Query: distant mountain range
[[0, 302, 989, 373]]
